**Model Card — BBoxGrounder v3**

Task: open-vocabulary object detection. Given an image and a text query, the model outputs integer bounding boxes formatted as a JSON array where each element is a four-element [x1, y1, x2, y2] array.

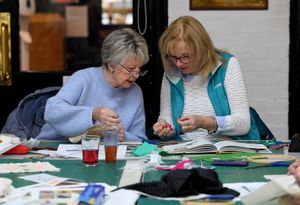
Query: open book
[[161, 139, 271, 154]]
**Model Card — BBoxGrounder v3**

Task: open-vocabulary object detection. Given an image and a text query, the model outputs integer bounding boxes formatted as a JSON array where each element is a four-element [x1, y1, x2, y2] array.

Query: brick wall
[[169, 0, 290, 140]]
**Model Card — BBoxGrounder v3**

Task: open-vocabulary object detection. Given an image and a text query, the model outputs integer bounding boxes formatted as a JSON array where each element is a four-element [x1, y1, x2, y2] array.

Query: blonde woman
[[153, 16, 260, 141]]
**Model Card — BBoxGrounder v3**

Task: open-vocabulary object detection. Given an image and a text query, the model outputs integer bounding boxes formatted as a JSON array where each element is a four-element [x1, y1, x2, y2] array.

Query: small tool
[[246, 161, 292, 169], [182, 194, 235, 205], [201, 194, 235, 200], [212, 160, 248, 167], [32, 147, 57, 151]]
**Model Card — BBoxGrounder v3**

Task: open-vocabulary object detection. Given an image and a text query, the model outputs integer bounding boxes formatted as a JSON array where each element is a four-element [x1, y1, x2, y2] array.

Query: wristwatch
[[207, 116, 218, 136]]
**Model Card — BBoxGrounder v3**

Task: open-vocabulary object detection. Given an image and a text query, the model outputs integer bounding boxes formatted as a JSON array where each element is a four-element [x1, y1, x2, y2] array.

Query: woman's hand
[[287, 161, 300, 205], [92, 107, 121, 127], [288, 160, 300, 176], [293, 196, 300, 205], [153, 120, 174, 138], [117, 125, 125, 142], [177, 115, 217, 133], [177, 115, 200, 133]]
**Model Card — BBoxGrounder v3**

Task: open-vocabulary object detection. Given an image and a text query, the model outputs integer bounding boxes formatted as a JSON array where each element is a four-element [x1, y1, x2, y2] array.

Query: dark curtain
[[133, 0, 168, 131], [289, 0, 300, 138]]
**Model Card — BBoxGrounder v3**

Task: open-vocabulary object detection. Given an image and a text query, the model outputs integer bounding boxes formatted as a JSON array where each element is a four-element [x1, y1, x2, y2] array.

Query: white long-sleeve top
[[158, 57, 250, 140]]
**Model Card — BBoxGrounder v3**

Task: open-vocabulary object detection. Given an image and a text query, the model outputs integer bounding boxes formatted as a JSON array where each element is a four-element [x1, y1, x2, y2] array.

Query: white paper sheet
[[0, 162, 60, 174], [56, 144, 127, 160], [223, 182, 266, 197]]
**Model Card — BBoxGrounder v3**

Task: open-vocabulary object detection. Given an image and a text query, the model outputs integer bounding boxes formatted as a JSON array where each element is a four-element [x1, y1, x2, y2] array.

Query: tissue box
[[79, 184, 105, 205]]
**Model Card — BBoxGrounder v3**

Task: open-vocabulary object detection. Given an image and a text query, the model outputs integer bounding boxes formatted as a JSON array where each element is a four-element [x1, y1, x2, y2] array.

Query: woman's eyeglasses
[[166, 54, 191, 64], [119, 64, 148, 77]]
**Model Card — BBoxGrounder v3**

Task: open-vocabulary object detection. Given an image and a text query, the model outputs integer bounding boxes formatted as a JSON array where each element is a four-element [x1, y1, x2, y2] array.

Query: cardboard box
[[28, 14, 65, 72]]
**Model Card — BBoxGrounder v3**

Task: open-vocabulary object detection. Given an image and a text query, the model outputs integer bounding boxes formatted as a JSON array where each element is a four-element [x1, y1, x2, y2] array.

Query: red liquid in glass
[[82, 149, 99, 166], [105, 146, 117, 163]]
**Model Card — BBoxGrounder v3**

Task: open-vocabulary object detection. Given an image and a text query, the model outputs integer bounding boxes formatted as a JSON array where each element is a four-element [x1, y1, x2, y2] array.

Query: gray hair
[[101, 28, 149, 68]]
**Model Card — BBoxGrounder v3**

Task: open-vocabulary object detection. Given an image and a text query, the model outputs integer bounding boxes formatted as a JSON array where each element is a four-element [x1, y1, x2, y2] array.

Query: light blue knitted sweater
[[36, 67, 147, 141]]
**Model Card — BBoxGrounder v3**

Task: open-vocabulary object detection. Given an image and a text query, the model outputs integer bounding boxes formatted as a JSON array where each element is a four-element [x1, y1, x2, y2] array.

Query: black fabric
[[289, 133, 300, 152], [120, 168, 239, 197], [250, 107, 275, 140]]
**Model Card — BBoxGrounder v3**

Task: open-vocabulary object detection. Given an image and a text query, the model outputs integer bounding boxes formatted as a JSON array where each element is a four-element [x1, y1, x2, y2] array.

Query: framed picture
[[190, 0, 268, 10]]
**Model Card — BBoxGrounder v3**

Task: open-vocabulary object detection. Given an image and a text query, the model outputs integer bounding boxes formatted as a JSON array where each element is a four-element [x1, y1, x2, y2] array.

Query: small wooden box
[[28, 14, 65, 72]]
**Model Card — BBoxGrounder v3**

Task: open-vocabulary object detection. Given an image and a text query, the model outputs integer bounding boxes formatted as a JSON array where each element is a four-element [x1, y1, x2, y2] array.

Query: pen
[[194, 194, 235, 201], [242, 186, 252, 193], [202, 194, 235, 200]]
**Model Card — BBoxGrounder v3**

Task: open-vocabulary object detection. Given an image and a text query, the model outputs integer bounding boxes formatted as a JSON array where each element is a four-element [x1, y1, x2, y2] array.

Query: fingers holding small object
[[154, 122, 173, 137]]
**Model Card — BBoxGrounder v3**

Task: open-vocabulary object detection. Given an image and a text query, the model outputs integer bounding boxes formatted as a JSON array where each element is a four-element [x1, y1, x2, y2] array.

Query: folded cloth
[[119, 167, 239, 197], [131, 142, 160, 156], [4, 145, 29, 155]]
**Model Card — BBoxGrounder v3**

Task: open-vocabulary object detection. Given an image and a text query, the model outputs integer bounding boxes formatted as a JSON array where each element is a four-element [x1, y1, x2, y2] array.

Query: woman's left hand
[[177, 115, 200, 133], [177, 115, 217, 133]]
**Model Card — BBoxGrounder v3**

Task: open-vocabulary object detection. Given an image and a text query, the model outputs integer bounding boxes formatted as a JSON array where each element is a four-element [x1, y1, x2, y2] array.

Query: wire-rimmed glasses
[[119, 64, 148, 77]]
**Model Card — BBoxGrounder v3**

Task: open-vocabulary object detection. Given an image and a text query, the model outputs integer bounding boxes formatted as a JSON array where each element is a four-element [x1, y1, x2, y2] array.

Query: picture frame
[[190, 0, 268, 10]]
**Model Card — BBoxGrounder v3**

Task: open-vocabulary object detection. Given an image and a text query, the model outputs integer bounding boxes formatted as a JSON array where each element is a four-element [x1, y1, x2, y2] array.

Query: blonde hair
[[159, 16, 226, 79]]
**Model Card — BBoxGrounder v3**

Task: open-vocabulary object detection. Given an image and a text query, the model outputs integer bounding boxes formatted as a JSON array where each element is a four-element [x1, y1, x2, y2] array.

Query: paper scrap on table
[[30, 150, 61, 158], [0, 182, 118, 205], [105, 189, 140, 205], [223, 182, 266, 198], [56, 144, 127, 160], [0, 162, 60, 174], [18, 173, 85, 186]]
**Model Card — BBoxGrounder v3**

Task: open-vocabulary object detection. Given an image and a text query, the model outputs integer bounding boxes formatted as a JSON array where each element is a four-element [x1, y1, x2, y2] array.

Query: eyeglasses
[[166, 54, 192, 64], [119, 64, 148, 77]]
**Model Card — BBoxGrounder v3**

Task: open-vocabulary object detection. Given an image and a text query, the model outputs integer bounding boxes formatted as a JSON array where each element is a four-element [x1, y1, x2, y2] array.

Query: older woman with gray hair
[[36, 28, 149, 141]]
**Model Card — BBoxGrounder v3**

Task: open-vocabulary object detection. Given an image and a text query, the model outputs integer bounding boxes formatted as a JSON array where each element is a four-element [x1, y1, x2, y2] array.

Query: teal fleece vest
[[166, 53, 260, 140]]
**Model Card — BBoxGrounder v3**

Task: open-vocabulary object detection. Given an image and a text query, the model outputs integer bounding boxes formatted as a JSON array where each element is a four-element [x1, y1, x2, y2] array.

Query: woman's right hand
[[293, 196, 300, 205], [153, 120, 174, 138], [92, 107, 121, 127], [287, 161, 300, 205], [288, 160, 300, 176]]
